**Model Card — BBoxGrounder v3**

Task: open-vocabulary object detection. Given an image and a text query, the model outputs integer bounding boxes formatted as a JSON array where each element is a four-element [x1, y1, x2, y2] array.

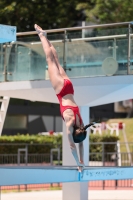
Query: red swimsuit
[[56, 79, 82, 125]]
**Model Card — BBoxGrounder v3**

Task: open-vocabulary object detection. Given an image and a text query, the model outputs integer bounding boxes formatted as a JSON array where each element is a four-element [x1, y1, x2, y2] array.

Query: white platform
[[0, 24, 16, 43], [0, 75, 133, 106]]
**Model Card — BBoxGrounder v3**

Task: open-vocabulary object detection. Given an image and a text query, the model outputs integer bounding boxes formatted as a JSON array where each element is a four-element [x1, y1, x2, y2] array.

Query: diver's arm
[[66, 123, 80, 165], [78, 141, 84, 164]]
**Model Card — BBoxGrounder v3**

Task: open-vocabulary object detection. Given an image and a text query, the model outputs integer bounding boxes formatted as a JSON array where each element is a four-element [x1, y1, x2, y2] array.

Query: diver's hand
[[77, 162, 85, 172]]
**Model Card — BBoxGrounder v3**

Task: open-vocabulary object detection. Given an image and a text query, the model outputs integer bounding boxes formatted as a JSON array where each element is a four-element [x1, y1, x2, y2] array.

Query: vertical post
[[14, 43, 17, 73], [25, 145, 28, 166], [63, 106, 89, 200], [50, 148, 60, 165], [53, 115, 56, 132], [115, 142, 118, 189], [50, 148, 60, 187], [28, 48, 31, 78], [113, 38, 117, 60], [82, 21, 85, 38], [3, 44, 7, 82], [102, 143, 105, 190], [0, 44, 3, 71], [63, 30, 67, 71], [102, 142, 105, 166], [58, 148, 60, 165], [127, 23, 131, 75], [81, 21, 85, 64], [80, 106, 89, 167], [18, 150, 20, 166], [17, 147, 28, 166]]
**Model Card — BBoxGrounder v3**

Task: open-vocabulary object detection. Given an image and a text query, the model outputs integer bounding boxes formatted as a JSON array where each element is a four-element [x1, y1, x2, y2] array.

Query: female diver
[[34, 24, 95, 172]]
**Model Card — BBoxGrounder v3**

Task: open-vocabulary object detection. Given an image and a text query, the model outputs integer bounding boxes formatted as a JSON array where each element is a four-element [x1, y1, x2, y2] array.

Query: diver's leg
[[35, 24, 69, 79], [34, 24, 64, 93], [50, 44, 69, 79]]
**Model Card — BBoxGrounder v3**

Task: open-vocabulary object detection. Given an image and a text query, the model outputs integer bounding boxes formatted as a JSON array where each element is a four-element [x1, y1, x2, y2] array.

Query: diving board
[[0, 166, 133, 186], [0, 24, 16, 43]]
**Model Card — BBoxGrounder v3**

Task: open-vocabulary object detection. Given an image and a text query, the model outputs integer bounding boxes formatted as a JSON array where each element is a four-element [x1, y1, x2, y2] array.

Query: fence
[[89, 142, 133, 166], [1, 21, 133, 83], [0, 142, 133, 191], [0, 145, 61, 166]]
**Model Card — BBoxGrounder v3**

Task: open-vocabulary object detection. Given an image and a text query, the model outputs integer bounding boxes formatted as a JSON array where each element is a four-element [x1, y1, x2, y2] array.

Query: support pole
[[113, 38, 117, 60], [63, 106, 89, 200], [127, 23, 131, 75], [63, 30, 67, 71], [3, 44, 7, 82], [82, 21, 85, 38], [17, 146, 28, 166]]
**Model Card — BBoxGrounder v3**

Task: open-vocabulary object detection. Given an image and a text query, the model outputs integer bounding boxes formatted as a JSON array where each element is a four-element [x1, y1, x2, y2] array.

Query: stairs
[[0, 96, 10, 136]]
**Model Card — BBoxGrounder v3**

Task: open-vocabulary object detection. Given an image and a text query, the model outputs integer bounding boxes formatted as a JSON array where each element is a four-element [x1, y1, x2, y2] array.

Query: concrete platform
[[1, 190, 133, 200]]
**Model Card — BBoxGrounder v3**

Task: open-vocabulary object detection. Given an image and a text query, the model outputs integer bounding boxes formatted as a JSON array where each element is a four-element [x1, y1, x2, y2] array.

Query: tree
[[76, 0, 133, 24], [0, 0, 84, 32]]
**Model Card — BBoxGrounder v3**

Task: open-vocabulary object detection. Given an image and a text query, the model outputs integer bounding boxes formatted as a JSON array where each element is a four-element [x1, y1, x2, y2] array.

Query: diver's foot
[[34, 24, 47, 37]]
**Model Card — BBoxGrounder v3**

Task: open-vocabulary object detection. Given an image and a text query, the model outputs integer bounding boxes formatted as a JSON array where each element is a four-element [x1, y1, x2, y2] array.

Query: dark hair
[[72, 126, 87, 143], [72, 122, 96, 143]]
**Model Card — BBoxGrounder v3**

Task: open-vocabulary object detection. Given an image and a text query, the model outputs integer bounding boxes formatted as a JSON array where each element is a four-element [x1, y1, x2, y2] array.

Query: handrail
[[2, 21, 132, 80], [16, 21, 133, 36], [15, 33, 133, 45]]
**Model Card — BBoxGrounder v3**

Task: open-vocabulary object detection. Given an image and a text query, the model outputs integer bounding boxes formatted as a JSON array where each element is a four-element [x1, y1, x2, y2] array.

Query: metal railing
[[0, 142, 133, 166], [0, 21, 133, 82], [89, 142, 133, 166], [16, 22, 133, 35], [0, 143, 62, 165], [16, 21, 133, 76]]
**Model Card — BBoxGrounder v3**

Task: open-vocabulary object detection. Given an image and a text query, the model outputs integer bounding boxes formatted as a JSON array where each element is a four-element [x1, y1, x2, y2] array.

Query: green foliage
[[89, 133, 119, 161], [0, 133, 118, 154], [0, 0, 132, 32], [0, 134, 62, 154], [90, 133, 119, 143], [76, 0, 133, 24], [90, 133, 119, 153], [0, 134, 119, 163], [0, 0, 83, 32]]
